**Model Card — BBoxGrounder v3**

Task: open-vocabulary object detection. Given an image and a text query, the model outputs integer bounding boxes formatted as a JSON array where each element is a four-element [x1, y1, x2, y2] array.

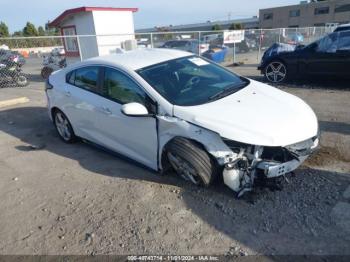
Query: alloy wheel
[[55, 112, 72, 141], [265, 62, 287, 83], [167, 152, 200, 185]]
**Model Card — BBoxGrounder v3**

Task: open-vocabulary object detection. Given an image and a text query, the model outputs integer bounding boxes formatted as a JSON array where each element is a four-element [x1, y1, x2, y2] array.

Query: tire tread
[[167, 137, 218, 187]]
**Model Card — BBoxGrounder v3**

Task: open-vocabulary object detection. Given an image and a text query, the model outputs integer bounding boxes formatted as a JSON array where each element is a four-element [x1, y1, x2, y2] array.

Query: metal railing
[[0, 26, 334, 88]]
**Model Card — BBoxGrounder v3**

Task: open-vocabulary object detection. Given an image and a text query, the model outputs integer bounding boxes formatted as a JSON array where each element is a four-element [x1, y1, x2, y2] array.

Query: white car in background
[[46, 49, 319, 196]]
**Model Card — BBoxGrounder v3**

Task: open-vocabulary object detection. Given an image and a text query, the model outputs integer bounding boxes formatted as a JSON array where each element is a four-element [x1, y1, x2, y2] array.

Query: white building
[[49, 6, 138, 60]]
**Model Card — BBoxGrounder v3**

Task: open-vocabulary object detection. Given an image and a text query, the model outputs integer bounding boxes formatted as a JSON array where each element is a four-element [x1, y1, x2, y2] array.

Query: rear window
[[66, 66, 100, 93]]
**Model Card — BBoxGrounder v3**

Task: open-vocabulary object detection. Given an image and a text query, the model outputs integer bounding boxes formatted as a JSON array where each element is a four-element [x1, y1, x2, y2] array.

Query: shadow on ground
[[1, 106, 350, 255], [320, 121, 350, 136]]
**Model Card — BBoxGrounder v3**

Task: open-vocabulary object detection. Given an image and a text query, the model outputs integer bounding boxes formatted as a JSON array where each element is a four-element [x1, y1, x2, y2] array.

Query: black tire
[[53, 109, 77, 143], [264, 60, 288, 83], [166, 137, 218, 187], [15, 74, 29, 87]]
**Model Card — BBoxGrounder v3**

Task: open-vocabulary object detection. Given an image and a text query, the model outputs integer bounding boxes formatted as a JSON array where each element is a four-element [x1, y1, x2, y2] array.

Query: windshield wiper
[[208, 83, 247, 101]]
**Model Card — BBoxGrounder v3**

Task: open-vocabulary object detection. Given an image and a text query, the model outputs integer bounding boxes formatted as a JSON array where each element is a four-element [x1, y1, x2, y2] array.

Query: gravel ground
[[0, 63, 349, 256]]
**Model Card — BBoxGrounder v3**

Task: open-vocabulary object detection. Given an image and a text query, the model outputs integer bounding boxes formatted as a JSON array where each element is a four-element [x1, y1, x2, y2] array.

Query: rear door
[[63, 66, 104, 143]]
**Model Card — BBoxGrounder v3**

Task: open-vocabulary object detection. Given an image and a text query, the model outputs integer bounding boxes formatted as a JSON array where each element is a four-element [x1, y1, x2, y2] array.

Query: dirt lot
[[0, 64, 350, 256]]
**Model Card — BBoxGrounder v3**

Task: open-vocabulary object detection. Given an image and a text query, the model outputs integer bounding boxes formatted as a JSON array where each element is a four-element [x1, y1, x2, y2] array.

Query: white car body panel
[[173, 79, 318, 147], [48, 65, 159, 169], [88, 48, 191, 71], [47, 48, 319, 195]]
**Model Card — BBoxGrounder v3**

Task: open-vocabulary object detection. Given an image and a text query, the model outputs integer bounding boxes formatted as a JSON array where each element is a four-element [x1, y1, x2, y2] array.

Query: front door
[[305, 32, 340, 76], [93, 67, 158, 170]]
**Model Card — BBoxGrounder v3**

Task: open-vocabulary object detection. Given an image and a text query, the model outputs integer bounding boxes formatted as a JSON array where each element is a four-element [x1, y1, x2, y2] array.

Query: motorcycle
[[0, 61, 29, 87], [41, 50, 67, 79]]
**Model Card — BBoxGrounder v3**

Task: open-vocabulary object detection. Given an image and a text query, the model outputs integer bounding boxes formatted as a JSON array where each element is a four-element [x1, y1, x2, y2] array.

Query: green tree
[[45, 21, 59, 36], [12, 31, 23, 37], [38, 26, 45, 36], [229, 23, 243, 30], [23, 22, 38, 36], [0, 21, 9, 37], [211, 24, 222, 31]]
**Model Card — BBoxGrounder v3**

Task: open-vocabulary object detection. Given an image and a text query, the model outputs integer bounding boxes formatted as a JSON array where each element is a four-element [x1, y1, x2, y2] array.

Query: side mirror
[[121, 102, 150, 117]]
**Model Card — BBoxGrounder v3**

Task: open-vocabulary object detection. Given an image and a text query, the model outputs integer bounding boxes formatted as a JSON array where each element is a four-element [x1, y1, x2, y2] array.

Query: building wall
[[60, 12, 99, 60], [260, 0, 350, 28], [92, 11, 135, 56]]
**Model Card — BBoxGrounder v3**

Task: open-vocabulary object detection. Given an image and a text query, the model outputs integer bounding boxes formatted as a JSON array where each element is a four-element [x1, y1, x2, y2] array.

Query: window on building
[[335, 4, 350, 13], [314, 23, 326, 27], [314, 7, 330, 15], [61, 26, 79, 54], [289, 10, 300, 17], [263, 13, 273, 20]]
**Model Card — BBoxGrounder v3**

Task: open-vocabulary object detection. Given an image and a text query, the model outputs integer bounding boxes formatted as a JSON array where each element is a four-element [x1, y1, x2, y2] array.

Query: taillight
[[45, 79, 53, 91]]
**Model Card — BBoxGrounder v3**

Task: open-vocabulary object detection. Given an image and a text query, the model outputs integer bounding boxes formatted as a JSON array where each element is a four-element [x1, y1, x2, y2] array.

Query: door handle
[[65, 91, 71, 97], [101, 106, 112, 115]]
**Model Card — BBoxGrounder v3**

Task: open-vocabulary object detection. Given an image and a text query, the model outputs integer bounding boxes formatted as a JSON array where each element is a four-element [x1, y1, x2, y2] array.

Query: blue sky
[[0, 0, 298, 32]]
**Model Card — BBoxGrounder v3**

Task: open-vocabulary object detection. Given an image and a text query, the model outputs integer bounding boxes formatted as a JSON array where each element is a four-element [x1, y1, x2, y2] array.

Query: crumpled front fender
[[157, 115, 236, 169]]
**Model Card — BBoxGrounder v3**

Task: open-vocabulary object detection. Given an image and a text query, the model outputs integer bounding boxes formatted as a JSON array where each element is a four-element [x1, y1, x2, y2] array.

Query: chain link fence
[[0, 26, 334, 89]]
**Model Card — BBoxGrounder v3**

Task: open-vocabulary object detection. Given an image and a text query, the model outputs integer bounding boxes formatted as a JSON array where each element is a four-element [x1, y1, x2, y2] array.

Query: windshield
[[137, 56, 249, 106]]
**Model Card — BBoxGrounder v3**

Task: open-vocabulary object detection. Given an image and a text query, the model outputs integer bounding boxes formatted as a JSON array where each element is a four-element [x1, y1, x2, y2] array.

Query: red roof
[[49, 6, 138, 27]]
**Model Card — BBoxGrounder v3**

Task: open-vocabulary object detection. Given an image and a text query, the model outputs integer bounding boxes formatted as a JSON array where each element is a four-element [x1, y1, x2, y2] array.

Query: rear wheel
[[264, 61, 288, 83], [16, 74, 29, 87], [53, 110, 77, 143], [166, 137, 218, 187]]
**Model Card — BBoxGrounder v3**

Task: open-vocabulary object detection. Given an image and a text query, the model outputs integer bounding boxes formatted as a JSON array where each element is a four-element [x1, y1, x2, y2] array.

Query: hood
[[173, 80, 318, 147]]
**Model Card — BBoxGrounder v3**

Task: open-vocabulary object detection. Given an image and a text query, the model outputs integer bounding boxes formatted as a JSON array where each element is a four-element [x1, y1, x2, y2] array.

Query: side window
[[66, 70, 75, 85], [337, 31, 350, 51], [316, 33, 338, 53], [75, 67, 99, 92], [103, 68, 147, 105]]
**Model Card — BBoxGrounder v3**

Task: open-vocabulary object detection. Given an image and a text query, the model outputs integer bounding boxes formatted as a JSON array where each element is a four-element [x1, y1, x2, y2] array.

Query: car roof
[[334, 23, 350, 32], [337, 23, 350, 28], [88, 48, 192, 70]]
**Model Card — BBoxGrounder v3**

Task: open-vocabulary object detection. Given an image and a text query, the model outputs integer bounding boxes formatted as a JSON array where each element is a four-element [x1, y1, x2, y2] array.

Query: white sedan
[[46, 48, 319, 196]]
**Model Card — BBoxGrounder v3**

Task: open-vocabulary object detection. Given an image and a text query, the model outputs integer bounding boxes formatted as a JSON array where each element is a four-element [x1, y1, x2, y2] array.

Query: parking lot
[[0, 62, 350, 256]]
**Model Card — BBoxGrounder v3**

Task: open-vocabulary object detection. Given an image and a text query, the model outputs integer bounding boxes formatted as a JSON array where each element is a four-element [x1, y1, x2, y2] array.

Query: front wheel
[[166, 137, 218, 187], [264, 61, 288, 83]]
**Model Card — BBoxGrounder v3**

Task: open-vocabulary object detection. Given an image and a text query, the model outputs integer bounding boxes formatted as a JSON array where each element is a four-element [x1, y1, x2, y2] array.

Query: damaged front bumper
[[222, 136, 319, 195], [256, 156, 307, 178]]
